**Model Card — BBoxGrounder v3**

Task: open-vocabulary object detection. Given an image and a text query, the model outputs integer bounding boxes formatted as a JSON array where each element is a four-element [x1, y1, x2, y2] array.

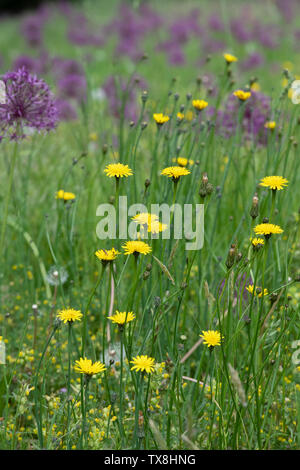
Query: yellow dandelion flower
[[246, 285, 268, 298], [57, 308, 83, 324], [200, 330, 222, 348], [132, 213, 168, 234], [264, 121, 276, 130], [95, 248, 120, 263], [130, 355, 155, 374], [132, 213, 158, 225], [250, 82, 261, 92], [185, 110, 194, 121], [153, 113, 170, 125], [107, 311, 135, 325], [148, 220, 168, 234], [161, 166, 190, 180], [104, 163, 133, 178], [254, 223, 283, 238], [56, 190, 76, 201], [173, 157, 194, 167], [122, 240, 152, 256], [251, 237, 265, 249], [223, 53, 238, 63], [192, 99, 208, 111], [260, 176, 288, 191], [233, 90, 251, 101], [74, 357, 106, 376], [177, 112, 184, 121]]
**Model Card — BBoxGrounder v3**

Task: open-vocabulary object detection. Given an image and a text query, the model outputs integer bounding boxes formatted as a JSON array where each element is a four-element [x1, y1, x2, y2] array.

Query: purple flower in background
[[138, 3, 164, 32], [13, 55, 41, 75], [253, 21, 280, 49], [276, 0, 295, 22], [51, 58, 84, 80], [0, 67, 58, 139], [219, 273, 253, 302], [169, 10, 202, 44], [208, 13, 225, 32], [213, 91, 270, 145], [103, 74, 147, 121], [230, 19, 253, 43], [240, 52, 264, 71], [202, 36, 226, 53], [20, 6, 50, 48], [55, 98, 77, 121], [156, 41, 186, 66], [20, 15, 43, 47], [57, 74, 87, 102]]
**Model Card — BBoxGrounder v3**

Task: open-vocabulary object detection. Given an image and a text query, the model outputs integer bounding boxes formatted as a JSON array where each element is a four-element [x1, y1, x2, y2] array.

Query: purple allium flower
[[20, 7, 50, 48], [0, 67, 58, 140], [55, 98, 77, 121], [13, 55, 41, 75], [57, 74, 87, 102], [51, 58, 84, 80], [276, 0, 296, 22], [103, 74, 147, 121], [208, 13, 225, 32], [214, 90, 271, 145], [230, 18, 253, 43], [240, 52, 264, 71], [138, 3, 164, 32]]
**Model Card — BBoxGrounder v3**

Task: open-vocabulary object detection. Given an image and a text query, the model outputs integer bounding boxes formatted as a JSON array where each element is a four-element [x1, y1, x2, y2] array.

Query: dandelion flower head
[[130, 355, 155, 374], [104, 163, 133, 178], [260, 176, 288, 191], [57, 308, 83, 324]]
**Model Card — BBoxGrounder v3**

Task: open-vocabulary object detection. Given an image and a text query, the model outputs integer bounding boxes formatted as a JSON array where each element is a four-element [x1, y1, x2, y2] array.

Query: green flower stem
[[66, 322, 72, 449], [82, 264, 105, 357], [0, 138, 18, 260]]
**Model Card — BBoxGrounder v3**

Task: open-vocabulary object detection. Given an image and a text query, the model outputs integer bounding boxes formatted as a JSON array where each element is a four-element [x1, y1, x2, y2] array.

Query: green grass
[[0, 0, 299, 450]]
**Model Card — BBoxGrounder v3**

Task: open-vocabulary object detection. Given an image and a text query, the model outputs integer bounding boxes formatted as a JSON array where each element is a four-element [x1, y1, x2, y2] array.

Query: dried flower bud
[[199, 172, 214, 199], [141, 90, 148, 103], [226, 244, 237, 270], [250, 193, 259, 219]]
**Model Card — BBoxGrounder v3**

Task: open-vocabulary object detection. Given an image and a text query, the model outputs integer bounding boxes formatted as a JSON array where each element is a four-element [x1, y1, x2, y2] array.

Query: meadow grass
[[0, 0, 299, 450]]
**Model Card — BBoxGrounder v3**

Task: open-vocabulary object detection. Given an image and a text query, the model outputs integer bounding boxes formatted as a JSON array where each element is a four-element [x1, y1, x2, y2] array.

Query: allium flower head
[[122, 240, 152, 256], [130, 355, 155, 374], [0, 67, 58, 140], [200, 330, 222, 348], [107, 311, 135, 325], [104, 163, 133, 178], [56, 189, 76, 201], [233, 90, 251, 101], [57, 308, 83, 324], [95, 248, 120, 263], [153, 113, 170, 125], [192, 99, 208, 111], [74, 357, 106, 376], [260, 176, 288, 191], [161, 166, 190, 180], [254, 223, 283, 238], [223, 53, 238, 63]]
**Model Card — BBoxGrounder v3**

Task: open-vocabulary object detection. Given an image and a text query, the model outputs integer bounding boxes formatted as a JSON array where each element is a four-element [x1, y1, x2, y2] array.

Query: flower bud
[[226, 244, 237, 270], [250, 193, 259, 219]]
